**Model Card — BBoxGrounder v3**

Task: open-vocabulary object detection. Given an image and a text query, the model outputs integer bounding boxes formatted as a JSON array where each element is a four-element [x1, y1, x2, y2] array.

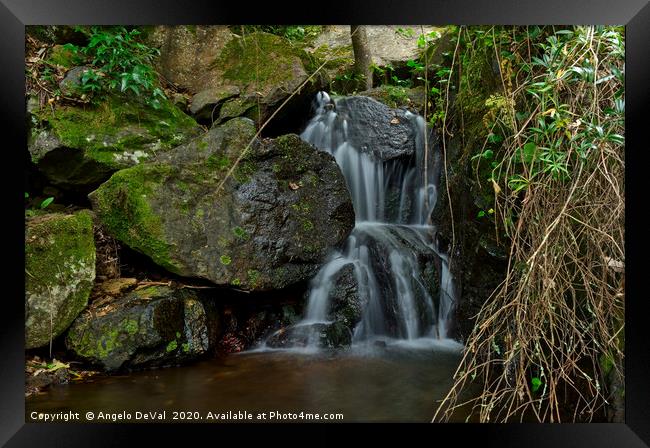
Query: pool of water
[[27, 339, 472, 422]]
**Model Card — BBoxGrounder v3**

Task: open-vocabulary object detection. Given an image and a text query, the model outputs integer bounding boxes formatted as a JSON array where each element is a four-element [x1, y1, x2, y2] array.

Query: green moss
[[181, 342, 190, 353], [231, 278, 241, 286], [232, 226, 249, 240], [24, 210, 96, 348], [218, 32, 309, 88], [247, 269, 261, 287], [302, 220, 314, 231], [47, 44, 80, 68], [91, 163, 181, 273], [123, 319, 139, 335], [220, 254, 232, 265], [34, 95, 200, 168], [166, 340, 178, 352], [206, 154, 231, 170], [234, 160, 256, 183]]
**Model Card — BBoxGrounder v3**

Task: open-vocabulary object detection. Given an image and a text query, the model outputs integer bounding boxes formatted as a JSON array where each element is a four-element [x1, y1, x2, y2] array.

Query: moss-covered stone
[[90, 118, 354, 291], [25, 210, 95, 349], [47, 44, 80, 68], [65, 286, 219, 371], [28, 94, 202, 188]]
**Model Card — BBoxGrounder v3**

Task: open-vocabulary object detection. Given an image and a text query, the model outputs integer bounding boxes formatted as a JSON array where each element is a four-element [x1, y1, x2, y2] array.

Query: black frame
[[3, 0, 649, 445]]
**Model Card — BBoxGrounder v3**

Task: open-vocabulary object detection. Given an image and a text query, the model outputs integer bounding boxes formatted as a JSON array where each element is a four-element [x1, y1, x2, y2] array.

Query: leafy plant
[[62, 27, 165, 107]]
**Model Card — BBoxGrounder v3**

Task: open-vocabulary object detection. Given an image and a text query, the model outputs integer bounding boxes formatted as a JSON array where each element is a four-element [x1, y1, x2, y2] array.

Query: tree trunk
[[350, 25, 373, 90]]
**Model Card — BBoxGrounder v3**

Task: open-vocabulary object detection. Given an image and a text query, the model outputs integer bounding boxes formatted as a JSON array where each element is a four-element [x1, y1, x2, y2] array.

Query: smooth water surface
[[27, 344, 470, 422]]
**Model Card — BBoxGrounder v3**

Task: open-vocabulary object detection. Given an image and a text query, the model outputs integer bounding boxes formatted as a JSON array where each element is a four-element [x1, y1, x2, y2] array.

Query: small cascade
[[267, 91, 457, 349]]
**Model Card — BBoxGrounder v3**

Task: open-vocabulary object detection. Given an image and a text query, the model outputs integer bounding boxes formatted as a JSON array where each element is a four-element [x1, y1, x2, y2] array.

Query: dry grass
[[433, 26, 625, 422]]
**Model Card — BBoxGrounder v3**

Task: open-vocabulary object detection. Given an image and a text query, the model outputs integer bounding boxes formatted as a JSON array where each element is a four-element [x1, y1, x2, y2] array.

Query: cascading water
[[267, 91, 458, 350]]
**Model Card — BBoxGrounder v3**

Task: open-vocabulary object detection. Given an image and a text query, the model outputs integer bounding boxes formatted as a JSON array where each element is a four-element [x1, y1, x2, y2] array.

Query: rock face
[[28, 94, 202, 189], [66, 286, 219, 371], [359, 85, 427, 115], [329, 96, 419, 161], [148, 26, 236, 93], [151, 28, 326, 129], [90, 118, 355, 291], [309, 25, 445, 69], [25, 211, 96, 349]]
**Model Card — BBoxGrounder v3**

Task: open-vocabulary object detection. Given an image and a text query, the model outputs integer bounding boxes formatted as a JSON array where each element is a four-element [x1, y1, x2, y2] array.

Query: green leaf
[[477, 210, 486, 218], [520, 142, 537, 163], [531, 377, 542, 393], [39, 197, 54, 209]]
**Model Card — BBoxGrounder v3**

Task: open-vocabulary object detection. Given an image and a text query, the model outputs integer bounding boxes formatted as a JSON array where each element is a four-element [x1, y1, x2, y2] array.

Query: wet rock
[[90, 118, 354, 291], [28, 95, 202, 189], [265, 321, 352, 349], [25, 211, 96, 349], [359, 85, 427, 115], [318, 264, 366, 334], [65, 286, 219, 371], [331, 96, 420, 161]]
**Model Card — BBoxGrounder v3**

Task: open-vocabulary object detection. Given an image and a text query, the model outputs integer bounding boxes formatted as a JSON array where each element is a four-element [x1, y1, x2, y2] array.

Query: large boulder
[[25, 211, 96, 349], [309, 25, 445, 70], [148, 26, 236, 93], [89, 118, 355, 291], [65, 286, 219, 371], [28, 94, 202, 189], [151, 27, 326, 130], [311, 95, 423, 161]]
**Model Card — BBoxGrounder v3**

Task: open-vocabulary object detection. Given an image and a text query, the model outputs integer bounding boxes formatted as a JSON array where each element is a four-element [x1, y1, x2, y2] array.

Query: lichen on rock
[[65, 286, 219, 371], [28, 94, 202, 188], [25, 210, 96, 349], [90, 117, 355, 291]]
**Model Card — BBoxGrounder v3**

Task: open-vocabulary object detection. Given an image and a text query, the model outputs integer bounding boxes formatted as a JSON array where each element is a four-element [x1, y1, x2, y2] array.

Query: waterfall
[[268, 91, 457, 350]]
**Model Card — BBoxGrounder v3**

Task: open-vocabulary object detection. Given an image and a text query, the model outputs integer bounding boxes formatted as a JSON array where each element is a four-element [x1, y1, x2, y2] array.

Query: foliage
[[430, 26, 625, 423], [231, 25, 322, 43], [59, 27, 165, 107]]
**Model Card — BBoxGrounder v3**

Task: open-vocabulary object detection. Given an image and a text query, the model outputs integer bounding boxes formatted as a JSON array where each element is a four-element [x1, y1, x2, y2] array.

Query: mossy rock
[[359, 85, 427, 115], [25, 210, 96, 349], [65, 286, 220, 371], [216, 32, 327, 120], [28, 94, 202, 189], [90, 118, 355, 291]]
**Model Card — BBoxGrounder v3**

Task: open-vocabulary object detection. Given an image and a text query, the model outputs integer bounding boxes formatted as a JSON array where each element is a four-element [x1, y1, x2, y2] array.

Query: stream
[[27, 341, 470, 422]]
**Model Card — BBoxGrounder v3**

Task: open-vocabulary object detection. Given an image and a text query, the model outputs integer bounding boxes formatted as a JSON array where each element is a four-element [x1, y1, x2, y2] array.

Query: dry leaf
[[492, 179, 502, 195], [390, 117, 400, 124], [288, 182, 300, 190], [604, 256, 624, 273]]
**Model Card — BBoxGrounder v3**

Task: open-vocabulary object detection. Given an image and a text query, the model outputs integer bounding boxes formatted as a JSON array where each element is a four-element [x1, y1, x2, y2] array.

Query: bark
[[350, 25, 373, 90]]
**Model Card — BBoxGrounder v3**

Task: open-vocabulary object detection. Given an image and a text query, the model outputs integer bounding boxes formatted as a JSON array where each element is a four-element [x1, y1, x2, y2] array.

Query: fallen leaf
[[288, 182, 300, 190], [390, 117, 400, 124], [604, 256, 624, 273]]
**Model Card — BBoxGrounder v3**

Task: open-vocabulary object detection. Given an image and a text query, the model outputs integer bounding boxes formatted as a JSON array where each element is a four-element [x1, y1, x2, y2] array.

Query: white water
[[269, 92, 458, 350]]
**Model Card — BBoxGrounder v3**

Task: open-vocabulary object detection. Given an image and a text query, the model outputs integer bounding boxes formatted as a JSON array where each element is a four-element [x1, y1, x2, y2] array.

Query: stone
[[25, 211, 96, 349], [65, 286, 219, 371], [89, 118, 355, 291], [189, 85, 240, 122], [28, 95, 202, 189]]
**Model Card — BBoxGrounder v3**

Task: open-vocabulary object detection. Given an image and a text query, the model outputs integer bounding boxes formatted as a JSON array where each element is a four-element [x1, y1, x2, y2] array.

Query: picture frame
[[3, 0, 648, 444]]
